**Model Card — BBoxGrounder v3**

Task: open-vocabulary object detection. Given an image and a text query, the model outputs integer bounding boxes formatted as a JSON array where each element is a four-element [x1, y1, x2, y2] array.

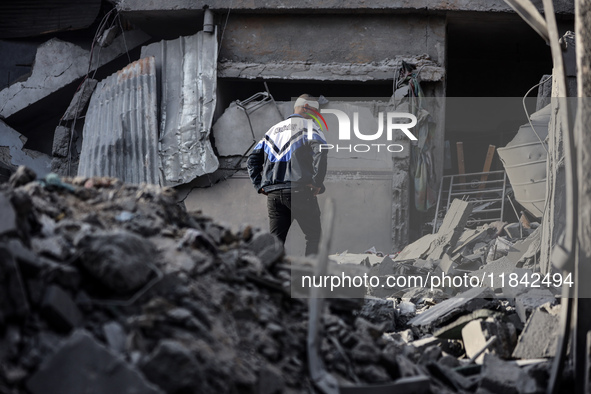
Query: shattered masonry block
[[140, 339, 204, 393], [41, 285, 82, 333], [461, 317, 516, 364], [248, 231, 284, 268], [478, 354, 525, 394], [433, 309, 498, 340], [0, 247, 30, 319], [77, 230, 154, 294], [512, 305, 560, 359], [409, 286, 496, 332], [52, 126, 71, 158], [26, 330, 163, 394], [0, 192, 17, 235], [515, 288, 556, 323], [62, 78, 98, 121]]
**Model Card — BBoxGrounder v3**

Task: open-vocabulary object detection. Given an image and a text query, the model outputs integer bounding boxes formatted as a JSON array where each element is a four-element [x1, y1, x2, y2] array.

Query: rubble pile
[[0, 167, 570, 393]]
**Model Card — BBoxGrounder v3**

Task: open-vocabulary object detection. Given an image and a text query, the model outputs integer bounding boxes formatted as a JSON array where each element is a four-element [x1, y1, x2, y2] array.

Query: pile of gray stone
[[0, 167, 568, 394]]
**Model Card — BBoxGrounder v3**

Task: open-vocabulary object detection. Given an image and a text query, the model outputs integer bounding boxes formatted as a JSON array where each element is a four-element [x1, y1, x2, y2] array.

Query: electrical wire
[[217, 1, 233, 59]]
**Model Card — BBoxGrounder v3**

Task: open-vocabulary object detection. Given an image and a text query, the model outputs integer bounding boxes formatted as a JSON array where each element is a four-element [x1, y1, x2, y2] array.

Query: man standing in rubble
[[247, 94, 328, 256]]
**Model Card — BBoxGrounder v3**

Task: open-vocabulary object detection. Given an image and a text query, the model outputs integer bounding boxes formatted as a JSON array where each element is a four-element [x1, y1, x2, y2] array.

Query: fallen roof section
[[0, 29, 151, 120]]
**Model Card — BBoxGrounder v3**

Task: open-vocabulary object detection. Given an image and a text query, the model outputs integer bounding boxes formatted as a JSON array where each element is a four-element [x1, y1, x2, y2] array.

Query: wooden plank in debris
[[456, 142, 466, 187], [478, 145, 496, 190]]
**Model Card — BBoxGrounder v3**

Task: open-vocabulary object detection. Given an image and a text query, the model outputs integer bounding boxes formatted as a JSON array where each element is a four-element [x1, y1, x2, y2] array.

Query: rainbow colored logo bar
[[307, 107, 328, 132]]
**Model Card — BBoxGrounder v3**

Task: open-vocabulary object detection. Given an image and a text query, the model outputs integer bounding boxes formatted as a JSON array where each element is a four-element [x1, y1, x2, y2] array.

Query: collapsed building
[[0, 0, 587, 393], [0, 0, 574, 255]]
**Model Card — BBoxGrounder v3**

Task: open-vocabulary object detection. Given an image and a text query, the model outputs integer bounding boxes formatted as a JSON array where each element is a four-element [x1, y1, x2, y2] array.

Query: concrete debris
[[515, 288, 556, 323], [409, 286, 497, 332], [40, 285, 82, 333], [140, 339, 204, 393], [433, 309, 499, 340], [461, 317, 517, 364], [0, 192, 17, 235], [395, 199, 472, 261], [0, 167, 570, 392], [512, 304, 560, 359], [62, 78, 98, 121], [26, 330, 163, 394], [0, 31, 151, 120], [0, 121, 51, 177], [477, 354, 528, 394]]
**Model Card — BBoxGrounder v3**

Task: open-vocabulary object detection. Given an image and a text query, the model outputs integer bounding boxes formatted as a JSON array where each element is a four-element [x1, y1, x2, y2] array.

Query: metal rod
[[446, 174, 454, 213], [469, 335, 497, 364], [500, 172, 507, 223], [307, 199, 339, 394], [449, 188, 505, 196]]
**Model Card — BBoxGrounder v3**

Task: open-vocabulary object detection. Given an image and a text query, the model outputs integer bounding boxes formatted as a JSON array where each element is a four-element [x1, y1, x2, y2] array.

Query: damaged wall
[[218, 14, 445, 65]]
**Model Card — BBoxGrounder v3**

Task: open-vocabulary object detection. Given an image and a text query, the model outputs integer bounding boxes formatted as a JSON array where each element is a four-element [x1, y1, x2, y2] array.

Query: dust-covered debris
[[0, 172, 569, 393]]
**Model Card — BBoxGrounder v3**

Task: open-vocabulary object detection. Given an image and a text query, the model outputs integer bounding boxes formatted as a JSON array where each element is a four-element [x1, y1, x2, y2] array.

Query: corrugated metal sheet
[[0, 0, 100, 38], [78, 57, 160, 185], [498, 105, 550, 218], [141, 30, 219, 187]]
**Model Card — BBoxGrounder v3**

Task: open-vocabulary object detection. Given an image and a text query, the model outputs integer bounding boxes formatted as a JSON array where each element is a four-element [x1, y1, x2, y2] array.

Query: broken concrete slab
[[51, 126, 71, 158], [450, 225, 495, 255], [461, 317, 516, 364], [512, 304, 560, 359], [0, 31, 151, 120], [330, 253, 385, 267], [0, 247, 30, 320], [394, 233, 437, 261], [103, 321, 127, 354], [477, 354, 527, 394], [515, 288, 556, 323], [248, 231, 284, 268], [77, 230, 155, 294], [409, 286, 496, 332], [433, 309, 499, 340], [434, 254, 457, 275], [0, 120, 51, 176], [61, 78, 98, 121], [395, 199, 472, 262], [401, 287, 450, 306], [427, 199, 473, 260], [475, 257, 518, 290], [40, 285, 82, 333], [408, 336, 440, 352], [0, 192, 17, 236], [26, 330, 163, 394], [140, 339, 204, 393]]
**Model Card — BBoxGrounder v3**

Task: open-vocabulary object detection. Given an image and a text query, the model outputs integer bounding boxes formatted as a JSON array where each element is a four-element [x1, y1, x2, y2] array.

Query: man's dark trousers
[[266, 188, 321, 256]]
